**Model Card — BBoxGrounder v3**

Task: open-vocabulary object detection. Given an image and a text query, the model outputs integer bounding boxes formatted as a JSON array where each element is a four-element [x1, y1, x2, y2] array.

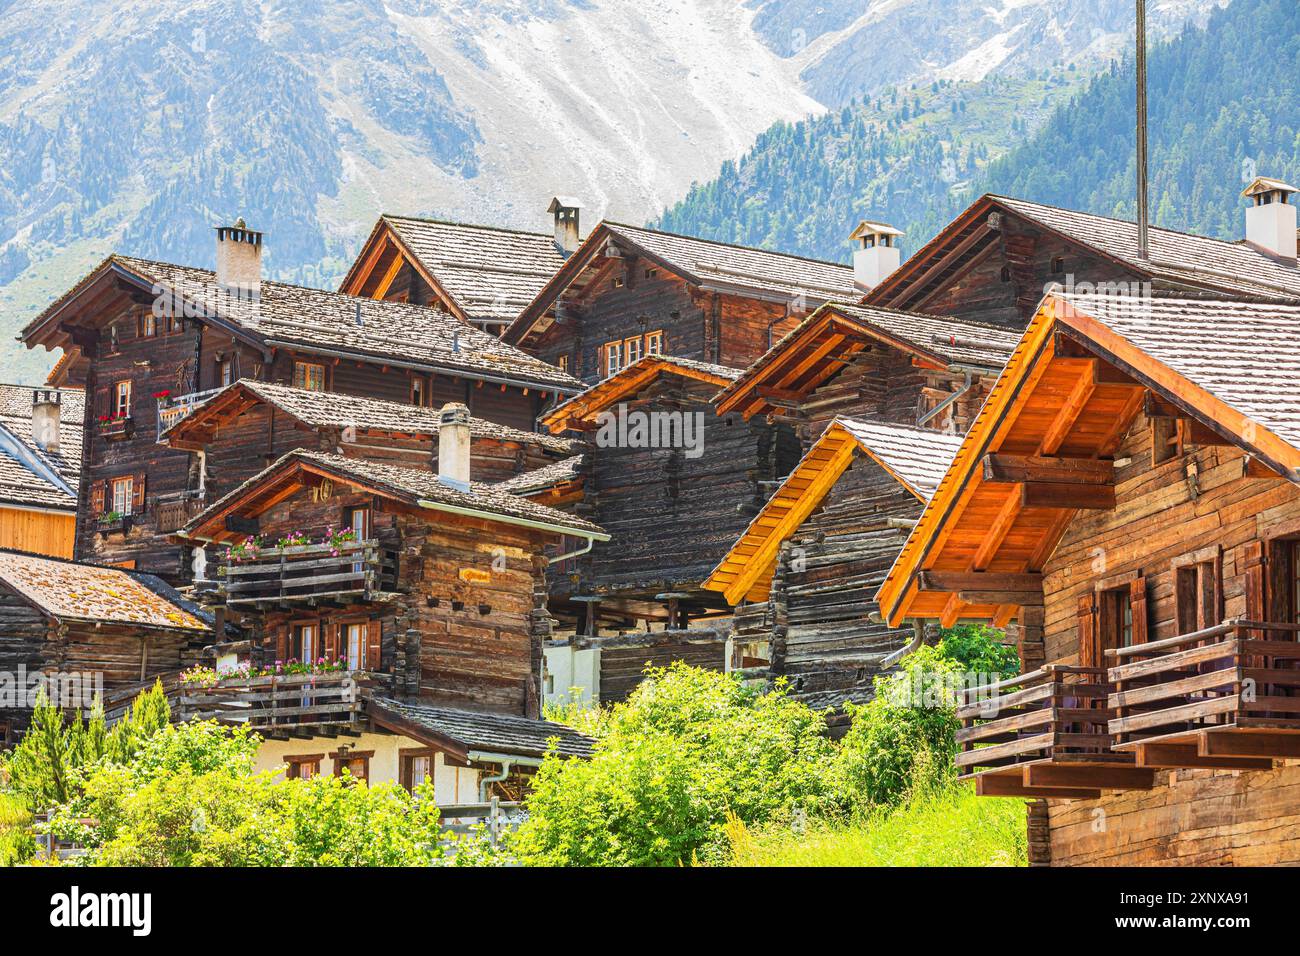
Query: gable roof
[[867, 194, 1300, 313], [541, 354, 742, 433], [0, 385, 83, 511], [704, 417, 963, 604], [23, 255, 581, 394], [494, 455, 585, 497], [369, 697, 594, 760], [716, 302, 1020, 419], [163, 379, 576, 455], [875, 290, 1300, 629], [184, 449, 607, 543], [340, 215, 567, 324], [0, 550, 209, 631], [504, 221, 858, 346]]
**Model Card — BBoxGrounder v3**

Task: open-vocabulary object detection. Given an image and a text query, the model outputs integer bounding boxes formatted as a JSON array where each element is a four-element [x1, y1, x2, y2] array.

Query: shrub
[[513, 663, 838, 866], [936, 624, 1019, 678]]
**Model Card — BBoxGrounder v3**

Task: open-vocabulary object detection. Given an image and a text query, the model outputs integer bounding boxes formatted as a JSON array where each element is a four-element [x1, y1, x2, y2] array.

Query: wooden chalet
[[164, 408, 605, 798], [876, 289, 1300, 866], [339, 211, 569, 333], [20, 223, 580, 581], [715, 302, 1020, 447], [0, 386, 83, 558], [0, 549, 216, 742], [865, 193, 1300, 328], [702, 418, 962, 718], [535, 353, 801, 703], [502, 221, 858, 385], [161, 378, 578, 504]]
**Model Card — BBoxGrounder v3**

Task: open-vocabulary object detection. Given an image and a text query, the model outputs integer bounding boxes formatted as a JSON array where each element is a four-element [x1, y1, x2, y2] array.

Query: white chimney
[[850, 220, 904, 290], [1243, 177, 1298, 262], [437, 402, 472, 491], [548, 196, 582, 256], [31, 389, 60, 456], [215, 217, 264, 298]]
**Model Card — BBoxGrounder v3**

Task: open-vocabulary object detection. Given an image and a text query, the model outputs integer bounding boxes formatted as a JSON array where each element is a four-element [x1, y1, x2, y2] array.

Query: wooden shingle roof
[[185, 449, 607, 542], [716, 302, 1019, 419], [494, 454, 585, 497], [704, 417, 963, 604], [0, 550, 208, 631], [24, 255, 581, 394], [0, 385, 83, 511], [369, 697, 594, 760], [164, 379, 576, 455]]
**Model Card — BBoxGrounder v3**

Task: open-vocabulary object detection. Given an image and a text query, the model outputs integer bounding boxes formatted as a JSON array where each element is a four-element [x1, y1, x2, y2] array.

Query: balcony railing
[[177, 671, 364, 732], [957, 664, 1154, 798], [154, 491, 207, 533], [1107, 618, 1300, 767], [157, 387, 225, 440], [219, 539, 397, 607]]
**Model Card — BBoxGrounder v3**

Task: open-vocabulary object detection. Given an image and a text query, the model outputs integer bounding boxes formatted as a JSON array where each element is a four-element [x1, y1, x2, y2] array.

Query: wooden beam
[[1200, 731, 1300, 760], [982, 454, 1113, 486], [372, 250, 406, 299], [225, 515, 259, 535], [975, 774, 1100, 800], [971, 488, 1021, 571], [1020, 481, 1116, 510], [1038, 362, 1097, 455], [919, 571, 1043, 593], [1135, 742, 1273, 770], [958, 590, 1045, 606], [1023, 763, 1156, 791]]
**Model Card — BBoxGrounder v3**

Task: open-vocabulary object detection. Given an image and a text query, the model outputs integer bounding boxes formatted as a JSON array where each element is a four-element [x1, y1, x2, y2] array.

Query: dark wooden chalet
[[0, 549, 217, 742], [535, 354, 801, 703], [20, 225, 580, 581], [865, 193, 1300, 328], [715, 302, 1020, 448], [0, 386, 83, 558], [877, 290, 1300, 866], [502, 221, 858, 385], [702, 418, 961, 718], [167, 414, 605, 797], [339, 211, 568, 333], [161, 378, 578, 504]]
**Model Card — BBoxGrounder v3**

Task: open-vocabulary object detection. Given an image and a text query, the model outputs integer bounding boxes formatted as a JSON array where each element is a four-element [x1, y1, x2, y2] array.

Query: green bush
[[936, 624, 1019, 678], [513, 663, 839, 866]]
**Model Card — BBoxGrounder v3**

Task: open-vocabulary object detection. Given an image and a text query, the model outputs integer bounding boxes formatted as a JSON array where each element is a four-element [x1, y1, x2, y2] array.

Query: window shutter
[[94, 388, 110, 420], [275, 625, 289, 663], [324, 622, 339, 662], [1129, 576, 1149, 645], [1077, 593, 1098, 668], [89, 480, 106, 514], [366, 620, 382, 670], [132, 472, 147, 513], [1243, 541, 1265, 623], [1267, 540, 1290, 625]]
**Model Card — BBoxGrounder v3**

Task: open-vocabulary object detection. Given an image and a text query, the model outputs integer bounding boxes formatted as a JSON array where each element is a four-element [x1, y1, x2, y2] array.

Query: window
[[293, 622, 318, 663], [1101, 586, 1134, 649], [1174, 547, 1222, 635], [1079, 576, 1147, 667], [111, 477, 134, 516], [1152, 416, 1182, 465], [140, 313, 157, 337], [623, 335, 643, 366], [410, 376, 426, 407], [1050, 256, 1066, 275], [113, 381, 132, 419], [293, 361, 326, 391], [399, 750, 435, 792], [999, 265, 1012, 283], [344, 622, 366, 671], [644, 330, 664, 355], [218, 358, 233, 387], [285, 755, 322, 780], [331, 749, 372, 783], [603, 341, 624, 378], [556, 355, 568, 373]]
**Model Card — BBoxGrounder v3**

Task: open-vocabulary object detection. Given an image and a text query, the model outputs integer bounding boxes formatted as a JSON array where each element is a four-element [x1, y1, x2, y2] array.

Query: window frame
[[111, 476, 134, 516], [330, 749, 373, 783], [399, 747, 437, 792], [293, 361, 327, 392], [285, 754, 324, 780], [644, 330, 664, 355], [603, 340, 624, 378], [113, 380, 132, 419], [1172, 545, 1223, 635]]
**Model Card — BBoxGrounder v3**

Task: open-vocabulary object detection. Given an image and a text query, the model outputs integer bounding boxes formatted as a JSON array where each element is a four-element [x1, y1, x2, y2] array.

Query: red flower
[[152, 389, 171, 399]]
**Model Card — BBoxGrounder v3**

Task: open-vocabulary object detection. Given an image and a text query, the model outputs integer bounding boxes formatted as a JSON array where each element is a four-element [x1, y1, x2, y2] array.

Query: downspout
[[548, 535, 596, 566], [468, 751, 545, 801], [880, 620, 927, 669], [918, 368, 975, 428]]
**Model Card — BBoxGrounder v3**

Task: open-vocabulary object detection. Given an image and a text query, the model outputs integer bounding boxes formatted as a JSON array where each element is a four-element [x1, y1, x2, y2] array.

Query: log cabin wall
[[717, 293, 801, 370], [566, 378, 800, 602], [599, 642, 726, 704], [234, 486, 551, 719], [768, 455, 922, 715], [1036, 414, 1300, 865]]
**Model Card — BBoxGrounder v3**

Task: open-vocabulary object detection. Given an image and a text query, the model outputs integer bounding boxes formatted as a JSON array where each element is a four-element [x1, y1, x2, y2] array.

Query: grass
[[724, 783, 1027, 867], [0, 791, 34, 866]]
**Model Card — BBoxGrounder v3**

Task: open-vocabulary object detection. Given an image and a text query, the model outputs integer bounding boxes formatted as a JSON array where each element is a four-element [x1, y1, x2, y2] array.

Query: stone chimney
[[215, 217, 264, 298], [548, 196, 582, 256], [437, 402, 472, 491], [31, 389, 60, 456], [849, 220, 904, 290], [1243, 177, 1298, 262]]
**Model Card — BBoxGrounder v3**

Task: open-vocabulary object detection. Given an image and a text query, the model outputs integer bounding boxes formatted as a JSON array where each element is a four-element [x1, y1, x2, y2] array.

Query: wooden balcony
[[156, 387, 224, 440], [1107, 618, 1300, 769], [957, 665, 1155, 799], [219, 539, 398, 607], [175, 671, 365, 734]]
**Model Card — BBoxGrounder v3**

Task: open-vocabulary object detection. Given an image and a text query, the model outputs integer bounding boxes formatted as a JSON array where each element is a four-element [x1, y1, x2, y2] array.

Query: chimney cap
[[215, 219, 263, 244], [1243, 177, 1299, 200], [547, 196, 583, 214], [849, 220, 905, 241], [439, 401, 471, 424]]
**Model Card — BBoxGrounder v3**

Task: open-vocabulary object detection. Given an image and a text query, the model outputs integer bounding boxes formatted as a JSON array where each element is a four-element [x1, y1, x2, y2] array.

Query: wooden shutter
[[94, 387, 110, 421], [1129, 576, 1149, 646], [132, 472, 147, 513], [1077, 593, 1098, 668], [365, 620, 382, 670], [324, 621, 340, 662], [88, 480, 106, 514], [1244, 541, 1266, 625], [274, 624, 289, 663], [1267, 540, 1291, 625]]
